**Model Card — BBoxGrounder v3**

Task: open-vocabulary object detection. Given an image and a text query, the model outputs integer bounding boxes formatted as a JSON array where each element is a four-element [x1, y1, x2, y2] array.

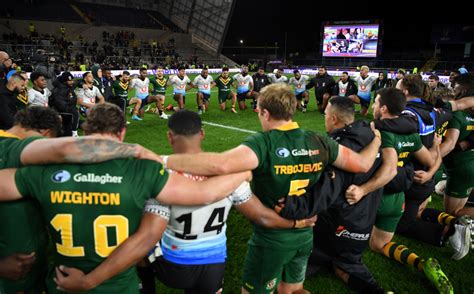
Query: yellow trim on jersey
[[467, 125, 474, 131], [156, 78, 167, 87], [219, 77, 232, 86], [118, 81, 129, 91], [17, 93, 28, 105], [275, 122, 299, 131], [0, 130, 20, 139]]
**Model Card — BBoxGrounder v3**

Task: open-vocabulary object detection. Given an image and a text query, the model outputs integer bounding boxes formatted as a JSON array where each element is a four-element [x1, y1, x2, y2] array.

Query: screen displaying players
[[322, 24, 379, 58]]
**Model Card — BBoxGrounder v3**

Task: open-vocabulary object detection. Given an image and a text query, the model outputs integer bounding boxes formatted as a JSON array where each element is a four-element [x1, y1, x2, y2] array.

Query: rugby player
[[233, 65, 254, 111], [0, 103, 250, 293], [351, 65, 377, 116], [164, 84, 381, 293], [288, 70, 310, 112], [147, 67, 169, 119], [53, 110, 316, 293], [129, 68, 165, 120], [111, 71, 142, 120], [75, 72, 105, 116], [193, 68, 215, 114], [169, 66, 192, 111], [215, 67, 238, 113], [267, 68, 288, 84]]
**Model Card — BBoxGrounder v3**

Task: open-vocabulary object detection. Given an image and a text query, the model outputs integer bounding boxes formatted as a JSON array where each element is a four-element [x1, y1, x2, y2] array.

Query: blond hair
[[258, 84, 296, 120], [361, 65, 370, 72]]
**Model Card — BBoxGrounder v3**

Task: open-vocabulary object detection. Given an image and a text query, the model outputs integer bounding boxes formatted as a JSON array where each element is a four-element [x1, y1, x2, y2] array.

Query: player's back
[[157, 171, 247, 265], [242, 123, 339, 248], [16, 158, 168, 293]]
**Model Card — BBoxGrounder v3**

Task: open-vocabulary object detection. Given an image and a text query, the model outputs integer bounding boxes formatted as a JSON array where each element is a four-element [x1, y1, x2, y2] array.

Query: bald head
[[0, 51, 9, 63]]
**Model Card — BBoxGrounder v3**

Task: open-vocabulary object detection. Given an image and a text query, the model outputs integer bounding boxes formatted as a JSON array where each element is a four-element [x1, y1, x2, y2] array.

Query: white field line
[[201, 121, 257, 134]]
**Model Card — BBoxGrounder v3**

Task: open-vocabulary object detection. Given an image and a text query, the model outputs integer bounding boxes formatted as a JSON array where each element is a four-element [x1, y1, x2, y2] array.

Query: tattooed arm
[[20, 137, 159, 165]]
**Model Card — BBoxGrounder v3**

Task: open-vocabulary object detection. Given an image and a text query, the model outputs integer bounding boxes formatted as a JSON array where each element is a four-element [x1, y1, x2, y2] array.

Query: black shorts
[[173, 94, 186, 104], [200, 92, 211, 103], [359, 98, 371, 108], [237, 91, 251, 102], [139, 96, 150, 109], [151, 257, 225, 293], [296, 92, 307, 100]]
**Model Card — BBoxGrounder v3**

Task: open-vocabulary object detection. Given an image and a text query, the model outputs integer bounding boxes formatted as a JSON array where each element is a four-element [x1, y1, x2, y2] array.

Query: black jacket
[[333, 79, 357, 97], [306, 73, 336, 97], [279, 120, 382, 220], [252, 73, 271, 93], [102, 77, 114, 101], [0, 86, 18, 129], [50, 80, 78, 113]]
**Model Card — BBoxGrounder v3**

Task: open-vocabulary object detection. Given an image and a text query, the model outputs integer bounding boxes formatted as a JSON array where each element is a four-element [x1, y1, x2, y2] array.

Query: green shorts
[[242, 242, 312, 293], [374, 192, 405, 233], [445, 163, 474, 198], [218, 91, 233, 104]]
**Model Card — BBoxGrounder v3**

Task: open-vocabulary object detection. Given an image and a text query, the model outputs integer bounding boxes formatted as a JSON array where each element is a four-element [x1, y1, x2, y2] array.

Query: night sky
[[224, 0, 473, 58]]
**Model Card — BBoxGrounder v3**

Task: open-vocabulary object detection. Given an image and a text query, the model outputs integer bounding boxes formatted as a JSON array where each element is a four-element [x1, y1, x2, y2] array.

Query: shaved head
[[0, 51, 9, 63]]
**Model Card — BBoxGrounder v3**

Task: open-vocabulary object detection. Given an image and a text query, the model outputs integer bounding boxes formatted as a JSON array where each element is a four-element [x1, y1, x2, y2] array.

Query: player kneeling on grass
[[158, 84, 381, 293], [130, 68, 167, 121], [111, 71, 143, 121], [289, 70, 310, 113], [168, 66, 193, 111], [233, 65, 255, 111], [147, 67, 169, 119], [358, 88, 453, 294], [0, 103, 251, 294], [53, 110, 316, 293], [215, 67, 237, 113], [193, 68, 215, 115]]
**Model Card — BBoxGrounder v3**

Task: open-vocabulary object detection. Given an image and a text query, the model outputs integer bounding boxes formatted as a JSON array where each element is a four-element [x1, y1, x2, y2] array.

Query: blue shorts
[[200, 92, 211, 103]]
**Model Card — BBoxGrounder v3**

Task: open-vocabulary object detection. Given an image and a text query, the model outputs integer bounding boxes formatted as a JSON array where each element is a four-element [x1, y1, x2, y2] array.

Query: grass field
[[119, 73, 473, 293]]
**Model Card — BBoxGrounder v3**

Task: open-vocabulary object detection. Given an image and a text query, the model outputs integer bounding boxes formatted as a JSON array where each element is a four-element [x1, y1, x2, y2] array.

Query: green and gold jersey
[[149, 76, 168, 95], [16, 90, 29, 110], [0, 131, 48, 293], [14, 159, 170, 294], [380, 130, 423, 168], [242, 122, 339, 249], [215, 75, 234, 94], [444, 110, 474, 168], [112, 79, 129, 99]]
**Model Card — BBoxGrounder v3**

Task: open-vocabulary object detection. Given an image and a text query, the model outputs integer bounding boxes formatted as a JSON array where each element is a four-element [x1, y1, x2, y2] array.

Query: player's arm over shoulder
[[0, 168, 26, 201]]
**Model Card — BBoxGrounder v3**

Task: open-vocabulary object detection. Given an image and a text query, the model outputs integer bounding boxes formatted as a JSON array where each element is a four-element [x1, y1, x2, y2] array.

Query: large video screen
[[322, 24, 379, 58]]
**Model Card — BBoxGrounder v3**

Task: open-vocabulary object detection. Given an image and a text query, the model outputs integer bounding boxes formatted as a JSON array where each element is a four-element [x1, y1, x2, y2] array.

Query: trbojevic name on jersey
[[145, 170, 251, 265]]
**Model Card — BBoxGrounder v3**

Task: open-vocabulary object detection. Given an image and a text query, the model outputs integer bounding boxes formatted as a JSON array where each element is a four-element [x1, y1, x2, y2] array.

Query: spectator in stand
[[428, 75, 446, 92], [50, 72, 79, 137], [0, 72, 26, 129]]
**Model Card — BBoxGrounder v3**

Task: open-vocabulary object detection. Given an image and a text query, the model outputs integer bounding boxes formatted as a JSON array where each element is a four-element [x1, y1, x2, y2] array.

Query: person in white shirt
[[74, 72, 105, 116], [28, 72, 51, 107], [169, 66, 193, 110], [193, 68, 215, 115], [129, 68, 167, 120]]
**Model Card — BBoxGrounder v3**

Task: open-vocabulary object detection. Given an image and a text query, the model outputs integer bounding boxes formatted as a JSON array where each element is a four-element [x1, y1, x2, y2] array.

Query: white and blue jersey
[[170, 75, 191, 95], [144, 172, 252, 265], [268, 73, 288, 84], [233, 73, 253, 94], [288, 75, 309, 94], [130, 77, 150, 100], [193, 75, 214, 95], [354, 75, 377, 101]]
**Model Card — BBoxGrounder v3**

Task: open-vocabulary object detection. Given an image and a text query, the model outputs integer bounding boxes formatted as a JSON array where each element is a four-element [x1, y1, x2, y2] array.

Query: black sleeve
[[434, 99, 453, 127], [50, 90, 68, 112], [0, 98, 15, 129], [332, 83, 339, 95], [306, 78, 315, 90], [374, 115, 418, 134]]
